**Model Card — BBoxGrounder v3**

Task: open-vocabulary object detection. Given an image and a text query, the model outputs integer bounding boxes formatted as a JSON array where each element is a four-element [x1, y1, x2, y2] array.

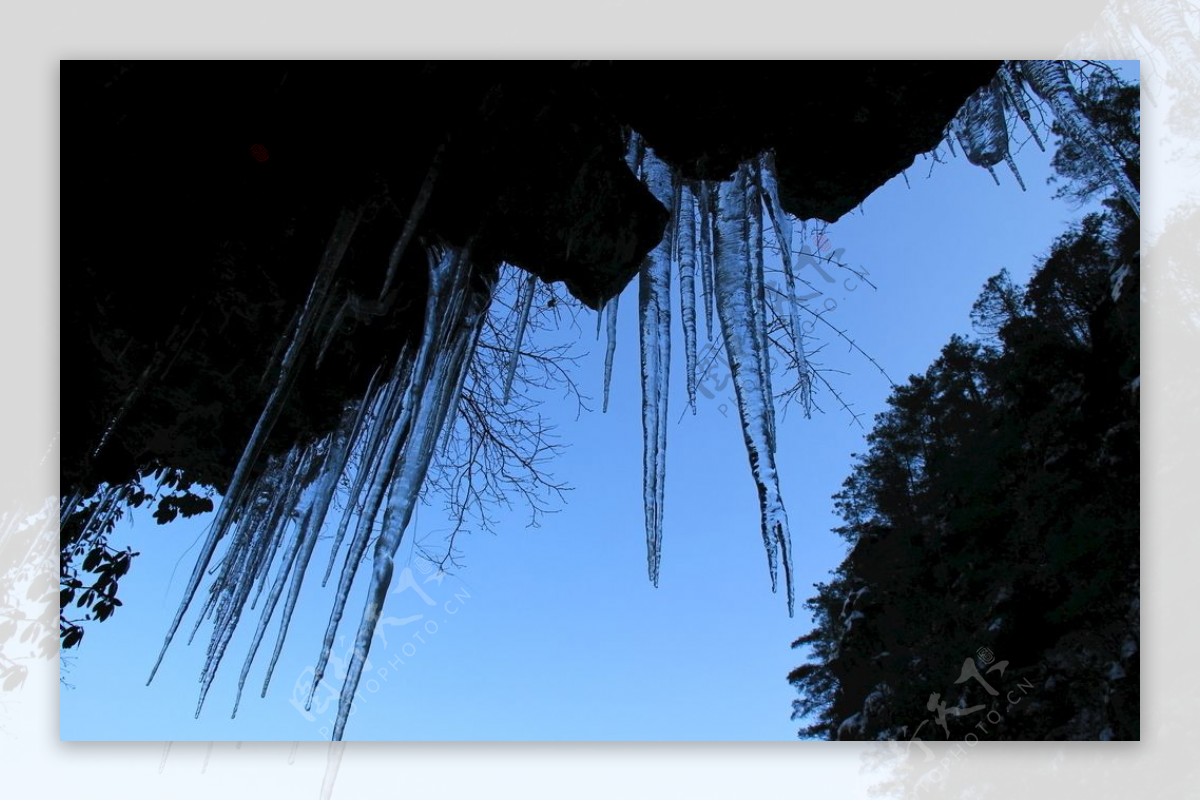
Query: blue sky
[[60, 61, 1136, 742]]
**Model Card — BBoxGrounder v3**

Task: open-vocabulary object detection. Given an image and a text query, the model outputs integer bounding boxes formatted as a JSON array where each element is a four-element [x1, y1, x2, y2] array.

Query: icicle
[[234, 423, 353, 717], [1019, 60, 1140, 217], [953, 84, 1011, 171], [745, 163, 776, 455], [315, 297, 348, 370], [258, 309, 296, 391], [758, 153, 811, 410], [601, 294, 619, 413], [985, 165, 1001, 186], [261, 409, 363, 698], [309, 356, 424, 711], [502, 270, 537, 404], [378, 143, 443, 301], [1003, 152, 1027, 191], [623, 128, 644, 179], [196, 455, 299, 718], [248, 449, 312, 613], [328, 249, 493, 741], [148, 206, 361, 686], [90, 353, 160, 461], [944, 124, 958, 158], [713, 165, 795, 616], [439, 296, 487, 454], [320, 360, 408, 587], [697, 181, 716, 341], [678, 183, 698, 414], [637, 149, 673, 587], [996, 62, 1046, 152], [59, 488, 85, 528], [189, 448, 300, 651]]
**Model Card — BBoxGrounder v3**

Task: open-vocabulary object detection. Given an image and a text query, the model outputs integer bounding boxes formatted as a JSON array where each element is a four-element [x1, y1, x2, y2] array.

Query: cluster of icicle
[[134, 137, 813, 742], [142, 206, 496, 741], [947, 60, 1140, 217], [601, 134, 806, 614]]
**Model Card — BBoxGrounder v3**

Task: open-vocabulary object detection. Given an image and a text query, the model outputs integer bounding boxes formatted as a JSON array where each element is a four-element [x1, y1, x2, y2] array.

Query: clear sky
[[60, 61, 1136, 742]]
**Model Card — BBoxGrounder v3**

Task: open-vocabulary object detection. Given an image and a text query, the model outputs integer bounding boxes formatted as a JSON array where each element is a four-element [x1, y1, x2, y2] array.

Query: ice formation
[[713, 165, 794, 614], [637, 147, 674, 586]]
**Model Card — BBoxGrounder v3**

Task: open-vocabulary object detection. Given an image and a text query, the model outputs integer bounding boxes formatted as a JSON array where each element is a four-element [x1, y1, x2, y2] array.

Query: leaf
[[153, 501, 179, 525], [62, 627, 83, 649], [60, 587, 75, 608], [82, 548, 103, 572]]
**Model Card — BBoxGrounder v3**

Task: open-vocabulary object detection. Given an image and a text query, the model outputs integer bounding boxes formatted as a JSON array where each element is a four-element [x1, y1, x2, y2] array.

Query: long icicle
[[188, 447, 300, 648], [320, 358, 408, 587], [148, 206, 360, 686], [1004, 152, 1028, 191], [307, 247, 473, 721], [261, 416, 356, 697], [638, 149, 673, 587], [758, 153, 811, 412], [996, 62, 1046, 152], [713, 164, 795, 616], [196, 456, 297, 717], [378, 143, 444, 301], [1019, 60, 1140, 217], [697, 181, 716, 341], [602, 293, 619, 413], [678, 182, 698, 414], [746, 162, 777, 455], [329, 249, 494, 741], [308, 349, 424, 710], [502, 269, 537, 404], [234, 417, 353, 716]]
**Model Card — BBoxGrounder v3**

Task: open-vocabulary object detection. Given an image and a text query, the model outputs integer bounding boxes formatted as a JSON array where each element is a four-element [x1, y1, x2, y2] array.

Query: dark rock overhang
[[61, 60, 1002, 497]]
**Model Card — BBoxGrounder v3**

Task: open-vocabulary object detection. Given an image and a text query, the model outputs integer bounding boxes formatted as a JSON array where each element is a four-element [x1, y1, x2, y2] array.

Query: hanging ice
[[326, 245, 493, 741], [745, 162, 777, 454], [953, 84, 1011, 172], [234, 415, 355, 716], [995, 63, 1046, 152], [148, 206, 361, 686], [502, 269, 537, 404], [1003, 152, 1027, 191], [378, 143, 443, 301], [602, 294, 619, 413], [677, 182, 698, 414], [1019, 60, 1140, 217], [144, 222, 495, 742], [697, 181, 716, 341], [757, 153, 811, 411], [638, 148, 673, 586], [713, 164, 795, 616]]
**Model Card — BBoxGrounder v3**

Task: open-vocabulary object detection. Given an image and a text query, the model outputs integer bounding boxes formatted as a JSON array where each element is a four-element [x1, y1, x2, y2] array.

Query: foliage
[[59, 470, 213, 650], [789, 196, 1139, 741]]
